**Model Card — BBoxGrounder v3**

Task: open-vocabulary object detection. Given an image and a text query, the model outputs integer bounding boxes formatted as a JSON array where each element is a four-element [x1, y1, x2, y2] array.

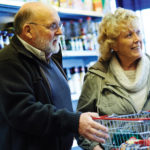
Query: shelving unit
[[62, 50, 98, 57], [62, 50, 98, 68], [0, 1, 103, 20]]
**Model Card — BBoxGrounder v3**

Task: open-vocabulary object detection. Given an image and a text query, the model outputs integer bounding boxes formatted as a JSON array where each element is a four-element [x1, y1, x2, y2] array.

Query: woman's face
[[114, 24, 143, 63]]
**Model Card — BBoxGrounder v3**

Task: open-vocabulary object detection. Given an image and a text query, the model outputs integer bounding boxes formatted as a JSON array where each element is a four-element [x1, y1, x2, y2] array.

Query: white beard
[[35, 36, 60, 55], [48, 36, 60, 54]]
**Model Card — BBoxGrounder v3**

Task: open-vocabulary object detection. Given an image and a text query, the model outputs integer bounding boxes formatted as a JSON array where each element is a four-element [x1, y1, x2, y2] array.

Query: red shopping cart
[[93, 111, 150, 150]]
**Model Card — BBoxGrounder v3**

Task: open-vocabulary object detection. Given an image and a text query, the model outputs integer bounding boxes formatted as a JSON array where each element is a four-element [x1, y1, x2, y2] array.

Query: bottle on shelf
[[86, 17, 100, 51], [64, 66, 88, 96], [51, 0, 59, 6], [86, 17, 95, 50], [0, 31, 4, 50], [93, 0, 103, 12], [78, 18, 88, 51], [70, 38, 76, 51], [72, 0, 84, 10], [2, 31, 10, 46], [70, 20, 76, 38], [65, 39, 72, 51], [59, 0, 68, 8], [67, 68, 76, 94], [78, 18, 85, 37], [84, 66, 88, 73], [74, 37, 83, 51], [83, 0, 93, 11], [59, 22, 67, 51], [70, 67, 81, 94], [79, 66, 85, 88]]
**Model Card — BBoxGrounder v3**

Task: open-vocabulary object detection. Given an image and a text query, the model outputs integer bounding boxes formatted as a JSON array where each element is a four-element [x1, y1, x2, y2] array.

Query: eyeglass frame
[[27, 22, 63, 31]]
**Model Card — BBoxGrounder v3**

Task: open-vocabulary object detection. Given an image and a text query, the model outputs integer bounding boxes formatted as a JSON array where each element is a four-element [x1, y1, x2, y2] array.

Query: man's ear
[[23, 24, 32, 39]]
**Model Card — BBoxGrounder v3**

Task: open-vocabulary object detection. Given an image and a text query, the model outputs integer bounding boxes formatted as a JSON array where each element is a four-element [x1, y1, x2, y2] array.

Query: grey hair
[[14, 8, 33, 35]]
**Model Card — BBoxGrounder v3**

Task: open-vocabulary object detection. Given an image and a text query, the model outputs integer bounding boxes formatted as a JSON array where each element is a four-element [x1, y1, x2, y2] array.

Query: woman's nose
[[133, 33, 141, 42]]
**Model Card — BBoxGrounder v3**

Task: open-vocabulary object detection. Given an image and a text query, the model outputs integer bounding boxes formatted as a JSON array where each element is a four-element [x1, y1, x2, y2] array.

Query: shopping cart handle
[[92, 115, 108, 120]]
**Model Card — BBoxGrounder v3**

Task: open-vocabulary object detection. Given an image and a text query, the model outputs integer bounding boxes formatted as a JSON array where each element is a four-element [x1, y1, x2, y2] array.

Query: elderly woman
[[77, 8, 150, 150]]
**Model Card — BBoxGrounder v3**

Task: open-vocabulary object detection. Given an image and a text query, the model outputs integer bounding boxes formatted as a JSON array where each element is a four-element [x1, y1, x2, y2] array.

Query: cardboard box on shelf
[[92, 0, 103, 12]]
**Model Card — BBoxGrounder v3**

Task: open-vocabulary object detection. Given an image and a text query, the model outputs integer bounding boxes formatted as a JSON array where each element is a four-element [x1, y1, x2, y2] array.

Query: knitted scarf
[[110, 54, 150, 92]]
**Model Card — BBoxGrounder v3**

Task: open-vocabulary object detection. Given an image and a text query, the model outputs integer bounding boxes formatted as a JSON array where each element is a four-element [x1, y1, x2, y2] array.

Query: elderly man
[[0, 2, 108, 150]]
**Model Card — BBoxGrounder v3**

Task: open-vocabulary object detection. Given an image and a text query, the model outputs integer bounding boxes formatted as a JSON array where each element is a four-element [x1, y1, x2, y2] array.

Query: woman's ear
[[111, 42, 118, 52], [22, 24, 32, 39]]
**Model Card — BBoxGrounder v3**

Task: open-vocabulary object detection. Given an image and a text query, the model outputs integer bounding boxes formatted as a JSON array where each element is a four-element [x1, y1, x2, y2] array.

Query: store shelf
[[62, 50, 99, 57], [54, 6, 103, 20], [56, 6, 103, 17], [0, 1, 23, 14], [0, 1, 24, 6], [0, 1, 103, 20]]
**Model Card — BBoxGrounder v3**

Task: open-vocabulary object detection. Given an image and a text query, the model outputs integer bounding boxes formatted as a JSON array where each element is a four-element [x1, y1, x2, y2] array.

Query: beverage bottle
[[78, 18, 88, 51], [2, 31, 10, 46], [86, 17, 93, 50], [65, 39, 72, 50], [70, 20, 76, 38], [74, 37, 83, 51], [84, 66, 88, 73], [70, 38, 76, 51], [0, 31, 4, 50], [70, 67, 81, 94], [67, 68, 76, 94], [59, 22, 67, 51], [79, 66, 85, 88], [78, 18, 85, 36], [78, 37, 83, 51]]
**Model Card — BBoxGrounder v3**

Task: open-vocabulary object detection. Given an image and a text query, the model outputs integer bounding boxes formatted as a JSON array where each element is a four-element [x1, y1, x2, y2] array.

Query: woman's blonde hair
[[98, 7, 139, 61]]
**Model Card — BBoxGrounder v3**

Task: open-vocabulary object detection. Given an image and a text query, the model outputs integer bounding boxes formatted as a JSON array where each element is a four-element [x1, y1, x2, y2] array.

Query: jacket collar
[[11, 35, 51, 67], [89, 60, 119, 86], [89, 60, 132, 100], [89, 57, 150, 104], [11, 35, 35, 59], [10, 35, 67, 80]]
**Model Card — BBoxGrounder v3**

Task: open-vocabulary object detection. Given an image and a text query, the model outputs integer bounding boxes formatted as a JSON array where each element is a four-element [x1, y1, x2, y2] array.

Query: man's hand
[[78, 112, 108, 143]]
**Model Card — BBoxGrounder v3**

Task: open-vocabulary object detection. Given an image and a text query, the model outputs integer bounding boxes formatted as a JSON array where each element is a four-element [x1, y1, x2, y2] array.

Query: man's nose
[[55, 26, 63, 35]]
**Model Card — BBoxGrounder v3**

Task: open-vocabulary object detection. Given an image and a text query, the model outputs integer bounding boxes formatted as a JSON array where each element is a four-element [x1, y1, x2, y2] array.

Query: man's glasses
[[28, 22, 63, 31]]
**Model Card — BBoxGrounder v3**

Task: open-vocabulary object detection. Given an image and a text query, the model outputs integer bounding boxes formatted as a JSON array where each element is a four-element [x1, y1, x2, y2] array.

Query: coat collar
[[11, 35, 38, 60], [10, 35, 67, 80], [89, 57, 150, 109], [89, 60, 133, 100]]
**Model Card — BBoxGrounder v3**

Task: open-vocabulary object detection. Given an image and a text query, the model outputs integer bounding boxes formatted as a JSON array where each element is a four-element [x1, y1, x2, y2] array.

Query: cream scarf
[[109, 54, 150, 92]]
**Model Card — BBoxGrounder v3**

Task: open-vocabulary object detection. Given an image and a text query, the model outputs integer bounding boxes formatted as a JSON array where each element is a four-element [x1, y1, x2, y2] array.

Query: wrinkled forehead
[[32, 5, 60, 23]]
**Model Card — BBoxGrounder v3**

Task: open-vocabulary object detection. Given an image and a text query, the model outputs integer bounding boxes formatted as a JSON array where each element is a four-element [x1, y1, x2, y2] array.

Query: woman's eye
[[127, 33, 132, 37]]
